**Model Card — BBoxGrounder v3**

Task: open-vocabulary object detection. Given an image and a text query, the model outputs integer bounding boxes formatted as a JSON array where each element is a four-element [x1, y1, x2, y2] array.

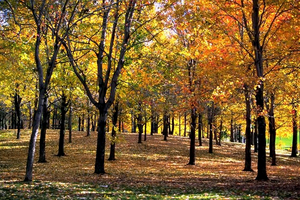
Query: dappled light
[[1, 130, 299, 199]]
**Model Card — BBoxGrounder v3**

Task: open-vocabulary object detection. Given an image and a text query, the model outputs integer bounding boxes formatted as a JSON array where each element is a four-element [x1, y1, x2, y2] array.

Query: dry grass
[[0, 129, 300, 199]]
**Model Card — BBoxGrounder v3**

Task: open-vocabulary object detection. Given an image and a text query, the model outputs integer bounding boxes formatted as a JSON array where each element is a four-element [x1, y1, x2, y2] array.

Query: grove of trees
[[1, 0, 300, 182]]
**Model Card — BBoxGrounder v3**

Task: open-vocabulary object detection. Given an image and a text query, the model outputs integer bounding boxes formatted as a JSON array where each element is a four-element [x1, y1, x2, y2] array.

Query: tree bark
[[78, 116, 81, 131], [198, 113, 202, 146], [137, 103, 143, 143], [254, 119, 258, 153], [57, 94, 68, 157], [87, 110, 91, 136], [68, 105, 72, 143], [209, 122, 213, 153], [163, 113, 168, 141], [184, 112, 187, 137], [208, 102, 214, 153], [252, 0, 268, 181], [188, 108, 196, 165], [243, 84, 253, 171], [291, 104, 298, 157], [144, 111, 147, 141], [38, 96, 48, 163], [14, 93, 22, 139], [108, 102, 118, 161], [219, 118, 222, 146], [95, 111, 107, 174], [268, 93, 276, 165]]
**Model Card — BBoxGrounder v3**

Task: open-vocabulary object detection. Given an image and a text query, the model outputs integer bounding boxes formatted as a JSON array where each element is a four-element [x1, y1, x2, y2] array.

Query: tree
[[63, 0, 148, 174], [3, 0, 77, 181]]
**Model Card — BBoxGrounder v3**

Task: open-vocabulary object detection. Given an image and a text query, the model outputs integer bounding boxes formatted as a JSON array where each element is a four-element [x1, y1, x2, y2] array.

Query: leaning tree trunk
[[188, 108, 196, 165], [24, 90, 44, 181], [108, 102, 119, 160], [243, 84, 253, 171]]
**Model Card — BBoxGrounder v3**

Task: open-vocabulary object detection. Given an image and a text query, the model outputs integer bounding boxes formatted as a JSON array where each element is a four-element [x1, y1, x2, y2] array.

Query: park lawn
[[0, 129, 299, 199]]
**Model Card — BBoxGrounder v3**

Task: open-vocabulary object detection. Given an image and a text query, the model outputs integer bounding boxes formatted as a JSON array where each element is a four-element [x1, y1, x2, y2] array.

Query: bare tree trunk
[[291, 103, 298, 157], [57, 94, 68, 157], [14, 93, 22, 139], [108, 102, 119, 161], [198, 113, 202, 146], [68, 105, 72, 143], [38, 96, 48, 163], [188, 108, 196, 165], [243, 84, 253, 171]]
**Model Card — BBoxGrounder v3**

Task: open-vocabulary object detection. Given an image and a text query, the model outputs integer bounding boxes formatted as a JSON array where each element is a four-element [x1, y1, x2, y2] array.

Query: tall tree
[[4, 0, 77, 181], [63, 0, 143, 174]]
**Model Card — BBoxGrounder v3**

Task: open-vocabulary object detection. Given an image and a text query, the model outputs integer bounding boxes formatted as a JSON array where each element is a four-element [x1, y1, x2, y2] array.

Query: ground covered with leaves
[[0, 130, 299, 199]]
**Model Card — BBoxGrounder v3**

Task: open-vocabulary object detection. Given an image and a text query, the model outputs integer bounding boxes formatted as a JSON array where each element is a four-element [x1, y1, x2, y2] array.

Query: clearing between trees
[[0, 130, 299, 199]]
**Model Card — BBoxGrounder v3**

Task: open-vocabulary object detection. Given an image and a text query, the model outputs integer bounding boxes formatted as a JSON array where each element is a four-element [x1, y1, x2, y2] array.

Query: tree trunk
[[179, 114, 181, 136], [243, 84, 253, 171], [81, 114, 84, 131], [78, 116, 81, 131], [68, 105, 72, 143], [91, 113, 96, 132], [108, 102, 119, 161], [219, 118, 222, 146], [57, 94, 68, 157], [24, 92, 44, 181], [214, 127, 218, 145], [268, 93, 276, 165], [291, 105, 298, 157], [14, 93, 22, 139], [252, 0, 268, 181], [163, 113, 168, 141], [131, 111, 136, 133], [230, 115, 234, 142], [254, 119, 258, 153], [209, 122, 213, 153], [188, 108, 196, 165], [198, 113, 202, 146], [95, 110, 107, 174], [184, 112, 187, 137], [87, 110, 91, 137], [38, 96, 48, 163], [137, 102, 143, 143], [144, 112, 147, 141], [208, 101, 214, 153]]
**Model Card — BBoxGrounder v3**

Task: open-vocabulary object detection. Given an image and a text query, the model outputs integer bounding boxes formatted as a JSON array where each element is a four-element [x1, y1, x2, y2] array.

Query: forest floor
[[0, 129, 299, 199]]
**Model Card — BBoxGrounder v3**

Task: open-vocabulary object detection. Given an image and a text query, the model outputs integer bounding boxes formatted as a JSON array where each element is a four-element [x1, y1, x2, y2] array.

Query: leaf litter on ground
[[0, 129, 299, 199]]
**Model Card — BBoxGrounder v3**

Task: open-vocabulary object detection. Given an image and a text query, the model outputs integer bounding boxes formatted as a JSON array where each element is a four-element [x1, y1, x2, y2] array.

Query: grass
[[0, 129, 300, 199]]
